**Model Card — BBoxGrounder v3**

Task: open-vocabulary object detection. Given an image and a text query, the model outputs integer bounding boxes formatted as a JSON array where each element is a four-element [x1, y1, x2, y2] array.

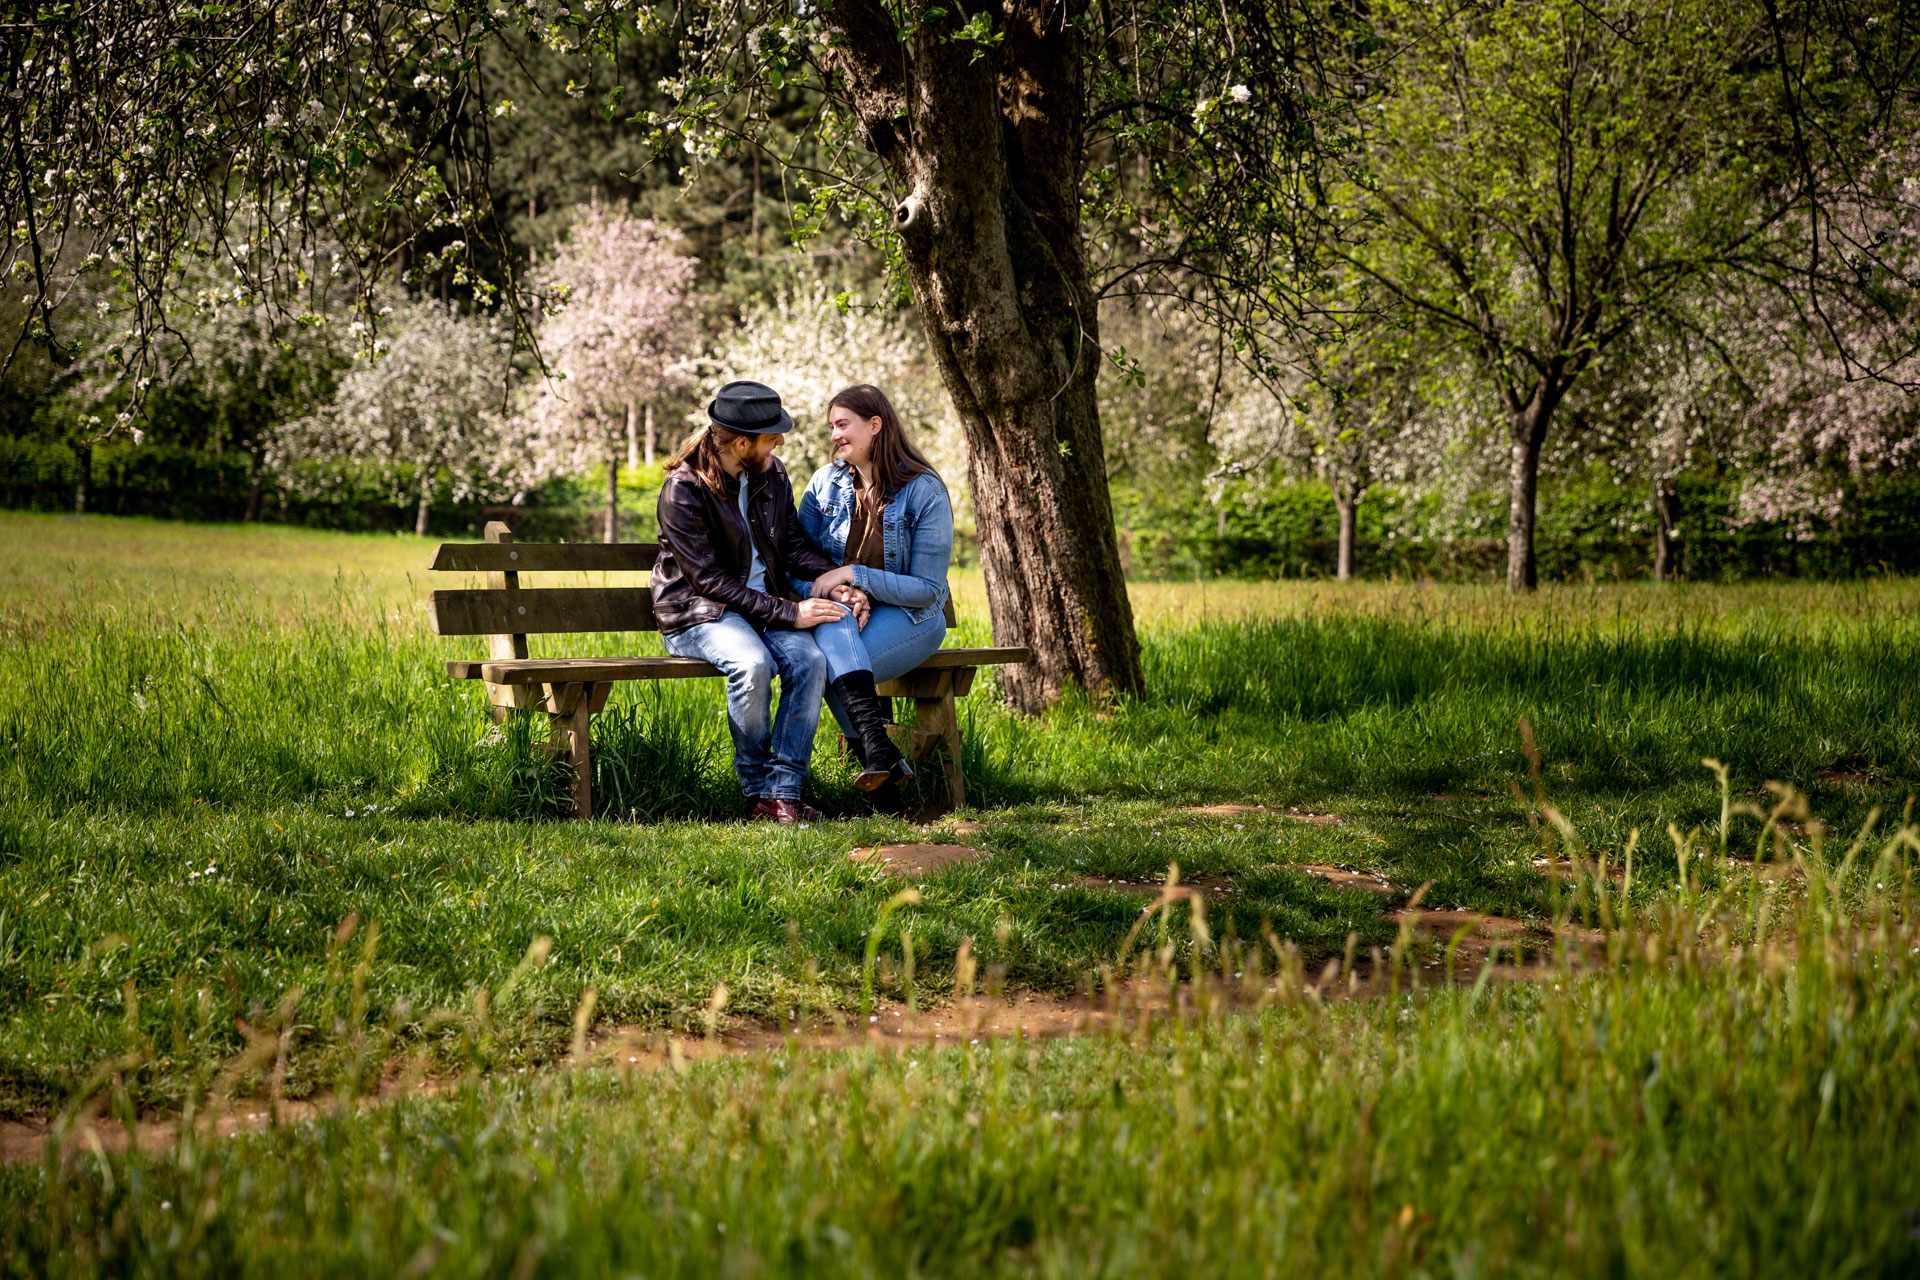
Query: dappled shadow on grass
[[4, 595, 1918, 832]]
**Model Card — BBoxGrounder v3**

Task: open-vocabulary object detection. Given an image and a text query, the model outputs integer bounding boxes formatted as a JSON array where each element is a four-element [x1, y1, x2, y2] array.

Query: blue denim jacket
[[796, 462, 953, 625]]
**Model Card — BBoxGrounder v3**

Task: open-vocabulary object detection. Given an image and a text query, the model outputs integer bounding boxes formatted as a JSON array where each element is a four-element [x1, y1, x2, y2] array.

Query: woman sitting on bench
[[797, 384, 955, 793]]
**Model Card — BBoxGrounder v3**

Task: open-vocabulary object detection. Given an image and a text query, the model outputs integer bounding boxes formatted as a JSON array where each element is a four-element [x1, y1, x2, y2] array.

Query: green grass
[[2, 514, 1919, 1275], [7, 872, 1920, 1277]]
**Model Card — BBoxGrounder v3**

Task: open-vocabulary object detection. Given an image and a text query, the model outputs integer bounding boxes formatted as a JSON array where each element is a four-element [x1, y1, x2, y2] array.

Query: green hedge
[[8, 436, 1918, 577], [1116, 468, 1920, 582], [0, 438, 641, 541]]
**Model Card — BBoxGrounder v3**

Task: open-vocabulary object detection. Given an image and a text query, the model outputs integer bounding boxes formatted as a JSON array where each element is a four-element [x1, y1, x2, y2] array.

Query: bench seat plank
[[430, 543, 660, 573], [890, 646, 1030, 669], [446, 646, 1031, 686], [453, 656, 721, 684]]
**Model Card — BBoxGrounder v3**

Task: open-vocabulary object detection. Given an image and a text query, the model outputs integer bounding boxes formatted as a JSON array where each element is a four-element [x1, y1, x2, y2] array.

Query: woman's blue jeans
[[811, 605, 947, 743], [661, 612, 826, 801]]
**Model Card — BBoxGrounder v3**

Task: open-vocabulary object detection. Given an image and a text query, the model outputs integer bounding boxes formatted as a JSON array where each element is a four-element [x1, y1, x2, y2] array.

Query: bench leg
[[913, 693, 966, 811], [542, 681, 610, 819], [566, 695, 594, 818]]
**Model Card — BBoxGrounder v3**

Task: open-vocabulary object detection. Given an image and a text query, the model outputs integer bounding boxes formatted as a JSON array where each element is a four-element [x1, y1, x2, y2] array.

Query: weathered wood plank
[[878, 668, 955, 699], [430, 587, 657, 636], [472, 657, 722, 684], [914, 693, 966, 811], [481, 522, 533, 713], [428, 542, 660, 573], [450, 649, 1020, 683], [899, 646, 1029, 668], [566, 688, 598, 818]]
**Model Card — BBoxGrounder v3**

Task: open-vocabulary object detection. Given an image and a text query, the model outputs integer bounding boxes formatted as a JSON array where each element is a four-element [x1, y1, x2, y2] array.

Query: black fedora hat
[[707, 380, 793, 435]]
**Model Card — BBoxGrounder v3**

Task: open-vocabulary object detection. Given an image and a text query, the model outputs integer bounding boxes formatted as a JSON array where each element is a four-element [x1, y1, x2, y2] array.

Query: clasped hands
[[808, 564, 870, 629]]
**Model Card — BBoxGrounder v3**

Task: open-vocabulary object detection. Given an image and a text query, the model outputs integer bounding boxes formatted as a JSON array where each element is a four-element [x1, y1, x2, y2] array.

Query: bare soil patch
[[849, 843, 992, 876], [1532, 857, 1629, 882], [4, 1095, 338, 1166], [922, 820, 986, 836], [1081, 864, 1396, 898], [1181, 804, 1341, 825], [3, 993, 1114, 1165], [592, 991, 1107, 1069], [1294, 865, 1397, 894], [1391, 907, 1605, 970], [1079, 873, 1238, 898], [4, 942, 1601, 1167]]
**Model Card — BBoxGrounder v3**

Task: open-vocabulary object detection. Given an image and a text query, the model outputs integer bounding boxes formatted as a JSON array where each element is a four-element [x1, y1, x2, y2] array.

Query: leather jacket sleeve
[[657, 472, 799, 629]]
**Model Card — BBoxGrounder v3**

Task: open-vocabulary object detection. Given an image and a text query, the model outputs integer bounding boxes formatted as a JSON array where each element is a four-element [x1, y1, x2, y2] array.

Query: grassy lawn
[[2, 512, 1918, 1275]]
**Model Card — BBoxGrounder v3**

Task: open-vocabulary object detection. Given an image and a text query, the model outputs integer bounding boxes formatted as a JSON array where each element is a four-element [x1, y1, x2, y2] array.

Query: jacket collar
[[720, 458, 782, 499]]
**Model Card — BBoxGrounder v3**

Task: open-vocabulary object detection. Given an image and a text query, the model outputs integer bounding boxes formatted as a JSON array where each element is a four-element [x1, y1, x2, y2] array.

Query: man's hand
[[810, 565, 857, 598], [794, 598, 850, 628], [831, 585, 871, 629]]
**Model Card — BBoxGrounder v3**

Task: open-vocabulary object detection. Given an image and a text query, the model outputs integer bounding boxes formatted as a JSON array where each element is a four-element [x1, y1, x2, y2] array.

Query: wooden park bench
[[428, 522, 1029, 818]]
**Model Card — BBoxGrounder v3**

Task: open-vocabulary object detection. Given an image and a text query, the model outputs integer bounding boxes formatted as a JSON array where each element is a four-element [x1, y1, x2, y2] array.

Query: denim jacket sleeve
[[790, 467, 834, 599], [851, 474, 953, 611], [796, 466, 832, 546]]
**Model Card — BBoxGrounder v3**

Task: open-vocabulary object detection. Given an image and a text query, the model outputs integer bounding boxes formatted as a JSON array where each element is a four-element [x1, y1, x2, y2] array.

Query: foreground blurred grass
[[5, 843, 1918, 1276]]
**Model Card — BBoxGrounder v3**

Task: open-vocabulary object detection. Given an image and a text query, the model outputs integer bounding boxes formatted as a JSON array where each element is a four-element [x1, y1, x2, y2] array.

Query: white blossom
[[515, 207, 699, 484]]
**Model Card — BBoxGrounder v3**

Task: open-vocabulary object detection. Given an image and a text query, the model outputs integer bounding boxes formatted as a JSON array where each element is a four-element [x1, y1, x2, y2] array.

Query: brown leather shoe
[[750, 797, 821, 824]]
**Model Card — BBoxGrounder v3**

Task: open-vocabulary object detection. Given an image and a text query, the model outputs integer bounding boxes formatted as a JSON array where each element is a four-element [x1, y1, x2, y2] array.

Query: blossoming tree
[[707, 278, 969, 523], [277, 302, 524, 536], [517, 209, 698, 542]]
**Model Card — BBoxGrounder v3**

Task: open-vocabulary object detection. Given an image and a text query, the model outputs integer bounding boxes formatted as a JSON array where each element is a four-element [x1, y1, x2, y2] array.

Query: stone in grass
[[849, 843, 991, 876]]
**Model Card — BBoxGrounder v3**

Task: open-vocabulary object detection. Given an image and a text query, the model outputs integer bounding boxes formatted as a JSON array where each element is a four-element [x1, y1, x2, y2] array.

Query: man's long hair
[[827, 384, 940, 496], [665, 422, 754, 493]]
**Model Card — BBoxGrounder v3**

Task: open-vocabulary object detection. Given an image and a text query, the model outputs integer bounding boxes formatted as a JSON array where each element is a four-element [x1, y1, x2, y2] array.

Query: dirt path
[[12, 817, 1617, 1168], [5, 904, 1607, 1168]]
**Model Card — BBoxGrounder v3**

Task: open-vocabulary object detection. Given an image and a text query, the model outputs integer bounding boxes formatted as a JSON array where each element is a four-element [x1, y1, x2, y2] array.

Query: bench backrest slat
[[431, 587, 657, 636], [428, 524, 956, 636], [430, 542, 660, 573]]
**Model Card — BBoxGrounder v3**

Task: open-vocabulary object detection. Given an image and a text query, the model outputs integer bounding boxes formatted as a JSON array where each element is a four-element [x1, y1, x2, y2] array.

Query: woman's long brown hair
[[665, 422, 753, 493], [827, 384, 941, 496]]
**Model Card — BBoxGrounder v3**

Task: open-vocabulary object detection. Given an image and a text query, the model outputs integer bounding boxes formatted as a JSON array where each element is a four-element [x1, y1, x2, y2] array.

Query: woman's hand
[[793, 598, 850, 628], [809, 565, 857, 598], [831, 585, 871, 630]]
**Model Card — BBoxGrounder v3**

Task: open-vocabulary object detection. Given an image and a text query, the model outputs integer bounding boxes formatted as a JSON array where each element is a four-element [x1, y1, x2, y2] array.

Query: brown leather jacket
[[651, 456, 840, 634]]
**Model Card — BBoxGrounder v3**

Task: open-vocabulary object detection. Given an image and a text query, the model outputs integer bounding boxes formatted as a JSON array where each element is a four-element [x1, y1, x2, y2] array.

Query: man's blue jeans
[[811, 604, 947, 744], [662, 612, 827, 801]]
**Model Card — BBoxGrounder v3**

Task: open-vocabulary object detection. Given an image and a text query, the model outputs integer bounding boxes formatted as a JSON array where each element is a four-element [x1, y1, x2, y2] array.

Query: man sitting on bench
[[652, 381, 859, 823]]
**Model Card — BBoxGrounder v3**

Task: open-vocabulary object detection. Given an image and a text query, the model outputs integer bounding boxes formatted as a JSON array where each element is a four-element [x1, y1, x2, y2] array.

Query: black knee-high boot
[[832, 671, 912, 791]]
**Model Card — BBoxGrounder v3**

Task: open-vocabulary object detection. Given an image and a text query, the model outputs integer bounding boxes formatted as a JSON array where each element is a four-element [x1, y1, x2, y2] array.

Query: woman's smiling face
[[829, 404, 883, 467]]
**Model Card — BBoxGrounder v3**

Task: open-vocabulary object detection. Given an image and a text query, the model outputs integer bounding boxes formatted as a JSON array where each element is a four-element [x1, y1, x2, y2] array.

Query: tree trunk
[[1335, 487, 1359, 582], [73, 439, 90, 515], [626, 401, 640, 472], [829, 0, 1142, 709], [1504, 391, 1559, 593], [643, 403, 656, 467], [246, 443, 266, 523], [605, 454, 620, 544], [1653, 482, 1680, 581], [414, 490, 431, 537]]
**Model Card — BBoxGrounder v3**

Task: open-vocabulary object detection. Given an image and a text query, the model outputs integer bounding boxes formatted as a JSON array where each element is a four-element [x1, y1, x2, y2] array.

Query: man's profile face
[[741, 432, 784, 472]]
